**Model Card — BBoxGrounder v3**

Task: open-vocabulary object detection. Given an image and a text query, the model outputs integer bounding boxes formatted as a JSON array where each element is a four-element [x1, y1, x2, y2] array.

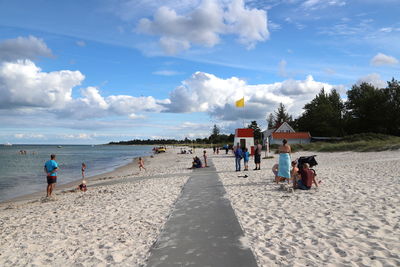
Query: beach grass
[[287, 133, 400, 152]]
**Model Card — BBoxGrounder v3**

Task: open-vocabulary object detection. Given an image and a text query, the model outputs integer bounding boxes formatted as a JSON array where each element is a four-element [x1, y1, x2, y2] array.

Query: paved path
[[145, 159, 258, 267]]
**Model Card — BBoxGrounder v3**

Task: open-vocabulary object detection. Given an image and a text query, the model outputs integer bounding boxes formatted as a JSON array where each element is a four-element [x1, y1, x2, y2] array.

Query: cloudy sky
[[0, 0, 399, 144]]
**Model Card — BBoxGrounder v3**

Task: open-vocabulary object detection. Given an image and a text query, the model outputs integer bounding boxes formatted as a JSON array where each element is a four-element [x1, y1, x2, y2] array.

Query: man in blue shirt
[[234, 144, 243, 171], [44, 154, 59, 198]]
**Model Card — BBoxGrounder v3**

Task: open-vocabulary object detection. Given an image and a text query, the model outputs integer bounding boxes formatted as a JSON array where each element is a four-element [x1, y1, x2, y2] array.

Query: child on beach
[[243, 147, 250, 171], [81, 162, 86, 179], [78, 180, 87, 192], [138, 157, 146, 171], [203, 150, 208, 167], [291, 160, 300, 187]]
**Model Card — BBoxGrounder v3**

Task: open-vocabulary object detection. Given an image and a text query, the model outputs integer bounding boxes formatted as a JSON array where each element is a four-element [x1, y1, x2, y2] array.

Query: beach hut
[[262, 122, 311, 145], [234, 128, 255, 155], [270, 132, 311, 144]]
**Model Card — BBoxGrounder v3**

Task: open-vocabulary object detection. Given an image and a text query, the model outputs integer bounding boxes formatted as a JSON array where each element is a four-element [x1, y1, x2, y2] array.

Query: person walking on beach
[[254, 141, 262, 170], [138, 157, 146, 171], [234, 144, 243, 171], [44, 154, 59, 198]]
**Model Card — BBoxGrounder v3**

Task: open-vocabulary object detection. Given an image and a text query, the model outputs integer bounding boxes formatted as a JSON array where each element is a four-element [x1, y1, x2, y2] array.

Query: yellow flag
[[235, 97, 244, 108]]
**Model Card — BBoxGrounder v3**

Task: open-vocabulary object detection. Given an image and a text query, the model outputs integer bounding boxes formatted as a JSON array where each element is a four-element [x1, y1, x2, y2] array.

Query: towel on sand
[[278, 153, 291, 179]]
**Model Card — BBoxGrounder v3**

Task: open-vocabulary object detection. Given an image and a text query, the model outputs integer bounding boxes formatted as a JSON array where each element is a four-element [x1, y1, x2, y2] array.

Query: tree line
[[267, 78, 400, 137]]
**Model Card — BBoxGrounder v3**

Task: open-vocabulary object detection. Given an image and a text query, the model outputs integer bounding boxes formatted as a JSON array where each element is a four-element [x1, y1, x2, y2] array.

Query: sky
[[0, 0, 399, 144]]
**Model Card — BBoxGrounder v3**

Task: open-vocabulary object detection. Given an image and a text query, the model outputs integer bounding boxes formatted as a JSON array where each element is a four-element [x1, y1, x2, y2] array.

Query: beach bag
[[297, 155, 318, 169]]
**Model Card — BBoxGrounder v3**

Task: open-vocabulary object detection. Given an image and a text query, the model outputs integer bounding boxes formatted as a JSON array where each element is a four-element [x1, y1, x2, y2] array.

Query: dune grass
[[289, 133, 400, 152]]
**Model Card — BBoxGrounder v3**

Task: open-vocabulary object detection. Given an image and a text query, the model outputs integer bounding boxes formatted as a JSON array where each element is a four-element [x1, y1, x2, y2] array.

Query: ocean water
[[0, 144, 153, 202]]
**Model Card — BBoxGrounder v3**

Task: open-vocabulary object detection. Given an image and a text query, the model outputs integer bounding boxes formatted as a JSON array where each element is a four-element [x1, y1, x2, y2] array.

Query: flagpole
[[243, 97, 245, 128]]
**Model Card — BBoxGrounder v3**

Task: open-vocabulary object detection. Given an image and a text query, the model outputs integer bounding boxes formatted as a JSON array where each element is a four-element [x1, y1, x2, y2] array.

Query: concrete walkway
[[145, 159, 258, 267]]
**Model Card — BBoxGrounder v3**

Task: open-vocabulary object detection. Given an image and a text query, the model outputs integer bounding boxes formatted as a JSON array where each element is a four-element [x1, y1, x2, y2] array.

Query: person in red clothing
[[296, 163, 318, 190]]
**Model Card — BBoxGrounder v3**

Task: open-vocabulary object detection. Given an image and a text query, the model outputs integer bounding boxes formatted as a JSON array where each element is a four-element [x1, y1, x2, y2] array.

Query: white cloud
[[302, 0, 346, 9], [278, 59, 287, 77], [357, 73, 386, 88], [0, 60, 84, 109], [60, 133, 93, 140], [129, 113, 146, 119], [136, 0, 268, 54], [370, 53, 399, 66], [76, 40, 86, 47], [61, 87, 167, 119], [163, 72, 337, 120], [112, 0, 200, 21], [14, 133, 45, 139], [153, 70, 182, 76], [224, 0, 269, 49], [0, 59, 167, 118], [0, 36, 53, 62]]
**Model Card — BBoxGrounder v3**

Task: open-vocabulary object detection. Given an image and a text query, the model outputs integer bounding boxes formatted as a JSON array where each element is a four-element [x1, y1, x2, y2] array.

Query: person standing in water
[[81, 162, 86, 179], [44, 154, 59, 198]]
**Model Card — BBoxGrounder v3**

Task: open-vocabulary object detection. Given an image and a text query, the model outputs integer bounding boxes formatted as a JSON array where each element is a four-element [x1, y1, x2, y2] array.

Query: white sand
[[0, 147, 195, 267], [1, 148, 399, 266], [212, 150, 400, 266]]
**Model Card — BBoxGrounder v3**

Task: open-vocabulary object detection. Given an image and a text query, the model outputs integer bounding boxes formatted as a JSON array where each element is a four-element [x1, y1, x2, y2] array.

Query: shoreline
[[0, 152, 154, 207], [0, 146, 194, 266]]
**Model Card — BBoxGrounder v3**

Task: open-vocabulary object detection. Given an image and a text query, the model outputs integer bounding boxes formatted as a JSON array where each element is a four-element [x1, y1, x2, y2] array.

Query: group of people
[[233, 141, 262, 171], [189, 150, 209, 169], [179, 148, 193, 154], [212, 145, 230, 155], [274, 139, 319, 190], [44, 155, 88, 198]]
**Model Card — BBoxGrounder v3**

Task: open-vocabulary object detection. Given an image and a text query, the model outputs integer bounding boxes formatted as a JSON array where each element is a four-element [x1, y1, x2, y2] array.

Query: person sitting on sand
[[296, 163, 318, 190], [138, 157, 146, 171], [78, 180, 87, 192], [191, 156, 202, 169], [272, 164, 279, 180], [291, 160, 300, 187]]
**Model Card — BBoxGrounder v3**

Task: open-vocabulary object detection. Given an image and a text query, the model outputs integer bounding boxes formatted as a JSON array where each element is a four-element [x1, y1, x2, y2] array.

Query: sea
[[0, 144, 153, 203]]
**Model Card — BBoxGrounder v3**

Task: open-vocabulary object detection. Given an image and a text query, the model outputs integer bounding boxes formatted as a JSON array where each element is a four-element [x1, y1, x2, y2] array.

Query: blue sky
[[0, 0, 399, 144]]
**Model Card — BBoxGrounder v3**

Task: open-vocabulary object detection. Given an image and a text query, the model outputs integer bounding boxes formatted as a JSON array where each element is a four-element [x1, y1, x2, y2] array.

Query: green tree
[[267, 113, 275, 129], [209, 124, 221, 144], [297, 88, 345, 136], [247, 120, 262, 142], [274, 103, 293, 127], [345, 83, 387, 134], [382, 79, 400, 136]]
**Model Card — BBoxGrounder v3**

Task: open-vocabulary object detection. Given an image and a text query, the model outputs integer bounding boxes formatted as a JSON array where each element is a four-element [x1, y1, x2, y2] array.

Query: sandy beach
[[1, 148, 399, 266], [0, 147, 194, 266], [213, 150, 400, 266]]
